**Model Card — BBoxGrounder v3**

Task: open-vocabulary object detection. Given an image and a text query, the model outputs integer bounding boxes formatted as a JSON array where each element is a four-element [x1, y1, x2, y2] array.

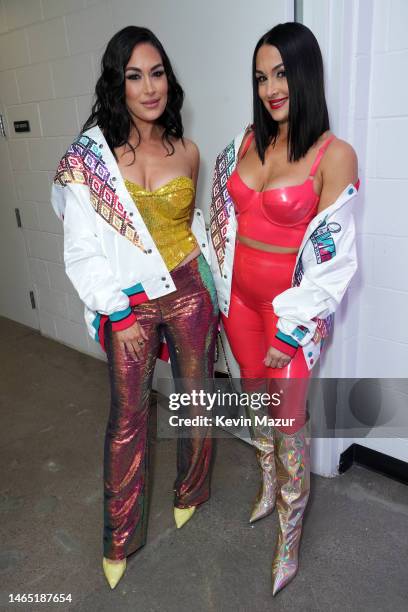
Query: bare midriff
[[237, 234, 299, 254]]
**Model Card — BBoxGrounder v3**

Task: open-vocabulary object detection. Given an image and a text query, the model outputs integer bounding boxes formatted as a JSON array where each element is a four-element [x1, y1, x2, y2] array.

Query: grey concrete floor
[[1, 316, 407, 612]]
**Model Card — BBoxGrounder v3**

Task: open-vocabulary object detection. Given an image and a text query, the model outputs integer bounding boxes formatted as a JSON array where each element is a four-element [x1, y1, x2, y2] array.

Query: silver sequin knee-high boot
[[249, 439, 277, 524], [245, 393, 277, 524], [271, 418, 311, 596]]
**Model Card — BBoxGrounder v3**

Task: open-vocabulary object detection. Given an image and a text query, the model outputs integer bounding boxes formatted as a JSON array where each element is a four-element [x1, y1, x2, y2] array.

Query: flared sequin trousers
[[103, 254, 219, 560]]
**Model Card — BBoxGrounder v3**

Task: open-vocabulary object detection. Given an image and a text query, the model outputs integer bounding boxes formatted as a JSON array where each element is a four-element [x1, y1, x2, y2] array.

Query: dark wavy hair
[[252, 22, 329, 163], [82, 26, 184, 158]]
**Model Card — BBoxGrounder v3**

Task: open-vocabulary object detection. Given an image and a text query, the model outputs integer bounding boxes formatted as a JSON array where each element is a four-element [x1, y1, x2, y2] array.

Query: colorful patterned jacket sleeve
[[51, 153, 137, 331], [272, 188, 358, 348]]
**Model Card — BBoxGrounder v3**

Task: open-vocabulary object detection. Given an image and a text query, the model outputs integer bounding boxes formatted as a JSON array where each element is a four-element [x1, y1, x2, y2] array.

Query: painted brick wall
[[0, 0, 292, 361], [306, 0, 408, 378], [357, 0, 408, 376], [0, 0, 115, 360]]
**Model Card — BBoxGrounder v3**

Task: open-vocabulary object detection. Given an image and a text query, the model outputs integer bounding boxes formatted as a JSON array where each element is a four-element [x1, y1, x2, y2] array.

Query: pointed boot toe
[[174, 506, 196, 529], [102, 557, 127, 589]]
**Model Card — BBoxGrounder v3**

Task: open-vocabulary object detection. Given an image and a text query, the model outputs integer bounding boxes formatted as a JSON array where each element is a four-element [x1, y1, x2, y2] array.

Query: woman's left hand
[[264, 346, 292, 369]]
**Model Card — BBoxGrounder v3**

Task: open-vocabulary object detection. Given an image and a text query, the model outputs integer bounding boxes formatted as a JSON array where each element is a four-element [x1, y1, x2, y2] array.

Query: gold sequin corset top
[[124, 176, 199, 270]]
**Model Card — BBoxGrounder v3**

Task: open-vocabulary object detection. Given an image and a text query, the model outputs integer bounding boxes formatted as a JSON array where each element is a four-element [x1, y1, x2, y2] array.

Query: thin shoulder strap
[[238, 130, 254, 161], [309, 134, 336, 177]]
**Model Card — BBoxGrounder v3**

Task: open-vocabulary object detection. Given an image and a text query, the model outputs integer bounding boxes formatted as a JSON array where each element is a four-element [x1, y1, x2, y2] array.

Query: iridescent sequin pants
[[103, 254, 219, 560]]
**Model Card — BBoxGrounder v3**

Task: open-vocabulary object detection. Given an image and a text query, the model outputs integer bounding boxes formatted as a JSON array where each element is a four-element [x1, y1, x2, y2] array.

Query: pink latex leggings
[[221, 241, 310, 434]]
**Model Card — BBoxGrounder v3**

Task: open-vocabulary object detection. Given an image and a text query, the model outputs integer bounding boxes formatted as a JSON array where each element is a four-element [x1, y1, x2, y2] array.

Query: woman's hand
[[264, 346, 292, 369], [114, 320, 148, 361]]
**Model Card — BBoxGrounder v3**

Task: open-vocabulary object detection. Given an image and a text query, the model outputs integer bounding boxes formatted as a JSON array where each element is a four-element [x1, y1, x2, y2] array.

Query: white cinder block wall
[[0, 0, 114, 360], [1, 0, 406, 376], [301, 0, 372, 379], [302, 0, 408, 379], [358, 0, 408, 376], [336, 0, 374, 378], [0, 0, 293, 360], [292, 0, 408, 473]]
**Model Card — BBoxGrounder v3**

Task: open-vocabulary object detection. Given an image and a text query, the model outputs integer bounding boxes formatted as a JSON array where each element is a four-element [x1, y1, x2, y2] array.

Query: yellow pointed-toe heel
[[102, 556, 127, 589], [174, 506, 196, 529]]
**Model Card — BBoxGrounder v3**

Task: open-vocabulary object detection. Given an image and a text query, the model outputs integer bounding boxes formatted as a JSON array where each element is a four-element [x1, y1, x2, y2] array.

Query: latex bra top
[[227, 131, 360, 249]]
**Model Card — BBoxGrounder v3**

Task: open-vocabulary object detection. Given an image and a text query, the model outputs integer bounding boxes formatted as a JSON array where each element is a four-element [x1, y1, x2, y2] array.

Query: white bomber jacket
[[51, 125, 210, 348], [209, 129, 359, 370]]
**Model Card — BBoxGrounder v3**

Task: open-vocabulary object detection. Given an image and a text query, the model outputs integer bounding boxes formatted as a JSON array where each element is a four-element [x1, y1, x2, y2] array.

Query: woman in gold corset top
[[52, 26, 218, 589]]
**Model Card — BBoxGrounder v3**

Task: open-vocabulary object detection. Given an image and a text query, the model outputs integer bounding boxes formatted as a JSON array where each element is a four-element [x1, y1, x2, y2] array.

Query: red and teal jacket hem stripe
[[92, 283, 149, 350], [270, 330, 300, 358]]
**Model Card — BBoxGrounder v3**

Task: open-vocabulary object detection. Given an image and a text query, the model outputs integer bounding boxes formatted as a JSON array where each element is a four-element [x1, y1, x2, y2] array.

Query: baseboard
[[339, 443, 408, 485]]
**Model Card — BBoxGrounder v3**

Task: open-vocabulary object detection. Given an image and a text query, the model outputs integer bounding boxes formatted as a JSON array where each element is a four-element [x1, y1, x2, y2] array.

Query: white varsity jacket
[[51, 125, 210, 347], [209, 129, 359, 370]]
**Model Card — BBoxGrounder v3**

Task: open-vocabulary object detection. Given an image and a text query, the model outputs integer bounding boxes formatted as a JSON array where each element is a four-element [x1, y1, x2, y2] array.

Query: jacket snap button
[[223, 307, 227, 312], [226, 238, 230, 243], [197, 211, 201, 215], [165, 284, 170, 288], [147, 249, 152, 253], [129, 212, 133, 216], [99, 144, 103, 148], [161, 277, 166, 281], [201, 243, 206, 247], [223, 274, 227, 279], [112, 176, 116, 182]]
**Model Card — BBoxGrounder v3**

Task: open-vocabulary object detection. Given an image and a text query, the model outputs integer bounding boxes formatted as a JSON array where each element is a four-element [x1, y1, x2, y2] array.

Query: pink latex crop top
[[227, 131, 359, 249]]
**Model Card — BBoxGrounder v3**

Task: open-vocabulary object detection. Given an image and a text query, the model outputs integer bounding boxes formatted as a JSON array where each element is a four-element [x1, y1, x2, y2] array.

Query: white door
[[0, 104, 38, 330]]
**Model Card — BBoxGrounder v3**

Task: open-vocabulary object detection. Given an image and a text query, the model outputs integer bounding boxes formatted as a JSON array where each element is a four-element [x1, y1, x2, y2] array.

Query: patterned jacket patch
[[293, 258, 304, 287], [314, 313, 334, 338], [292, 325, 309, 342], [293, 229, 335, 342], [54, 134, 145, 252], [310, 220, 340, 263], [210, 141, 236, 273]]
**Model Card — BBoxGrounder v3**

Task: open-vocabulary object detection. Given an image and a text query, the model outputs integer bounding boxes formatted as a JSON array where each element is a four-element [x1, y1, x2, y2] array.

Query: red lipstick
[[269, 97, 288, 110]]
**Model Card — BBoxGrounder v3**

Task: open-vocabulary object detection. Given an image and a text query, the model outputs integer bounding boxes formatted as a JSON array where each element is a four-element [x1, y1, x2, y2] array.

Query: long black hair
[[252, 22, 329, 163], [82, 26, 184, 157]]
